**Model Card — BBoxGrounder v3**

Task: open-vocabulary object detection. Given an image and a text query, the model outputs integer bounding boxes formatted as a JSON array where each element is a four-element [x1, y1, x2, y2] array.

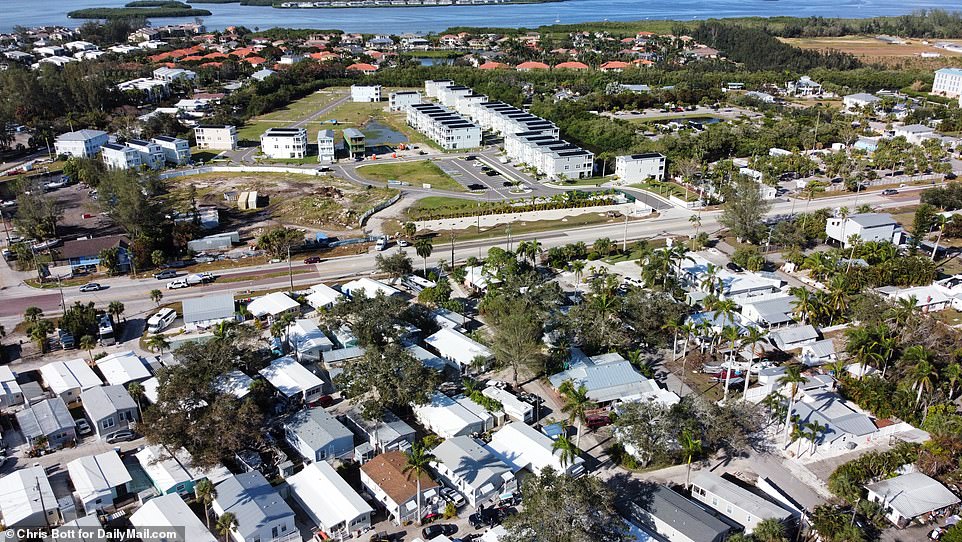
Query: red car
[[303, 256, 322, 264]]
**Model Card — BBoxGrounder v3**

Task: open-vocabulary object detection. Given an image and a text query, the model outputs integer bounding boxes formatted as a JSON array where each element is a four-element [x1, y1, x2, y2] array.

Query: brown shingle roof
[[59, 235, 129, 260], [361, 450, 437, 504]]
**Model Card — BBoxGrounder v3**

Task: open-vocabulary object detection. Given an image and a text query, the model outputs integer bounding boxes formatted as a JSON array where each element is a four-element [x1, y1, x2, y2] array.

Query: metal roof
[[182, 293, 235, 324], [848, 213, 897, 228], [433, 436, 511, 492], [625, 486, 731, 542], [548, 354, 650, 403], [288, 461, 373, 530], [691, 472, 793, 524], [866, 472, 960, 519], [40, 358, 102, 395], [285, 407, 352, 452], [66, 450, 132, 505], [81, 385, 136, 423], [259, 356, 324, 398], [214, 471, 295, 540], [130, 494, 217, 542], [16, 397, 75, 441]]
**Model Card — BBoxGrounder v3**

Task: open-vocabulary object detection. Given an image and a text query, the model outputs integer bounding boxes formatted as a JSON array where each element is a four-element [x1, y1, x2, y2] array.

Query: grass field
[[631, 180, 697, 201], [356, 161, 466, 192], [405, 196, 500, 221], [626, 113, 724, 124], [426, 212, 628, 245], [780, 35, 962, 68]]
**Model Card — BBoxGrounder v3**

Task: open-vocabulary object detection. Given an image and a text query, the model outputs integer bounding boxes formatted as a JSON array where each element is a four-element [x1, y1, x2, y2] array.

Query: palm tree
[[680, 430, 702, 489], [552, 433, 578, 469], [402, 440, 436, 524], [195, 479, 217, 529], [29, 320, 53, 353], [890, 296, 919, 326], [909, 360, 938, 409], [714, 299, 738, 330], [23, 306, 44, 324], [741, 327, 768, 398], [720, 325, 741, 400], [415, 237, 433, 276], [150, 289, 163, 307], [943, 362, 961, 399], [79, 334, 96, 361], [931, 214, 949, 261], [569, 260, 586, 287], [806, 420, 826, 456], [778, 365, 807, 445], [688, 214, 702, 249], [145, 334, 170, 354], [593, 237, 614, 256], [128, 381, 145, 420], [215, 512, 237, 542], [789, 287, 814, 324], [559, 381, 595, 448], [108, 301, 125, 324]]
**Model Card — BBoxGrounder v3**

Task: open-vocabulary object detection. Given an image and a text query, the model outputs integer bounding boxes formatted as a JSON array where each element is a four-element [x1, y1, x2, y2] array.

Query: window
[[102, 417, 116, 429], [272, 527, 278, 538]]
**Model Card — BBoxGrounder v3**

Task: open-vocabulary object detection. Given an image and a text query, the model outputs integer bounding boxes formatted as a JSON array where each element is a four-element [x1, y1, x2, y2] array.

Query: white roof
[[66, 450, 132, 505], [135, 445, 231, 493], [413, 392, 487, 438], [95, 351, 151, 386], [258, 356, 324, 398], [288, 319, 334, 353], [866, 472, 960, 519], [306, 283, 344, 308], [288, 461, 373, 529], [247, 291, 300, 318], [143, 377, 160, 404], [425, 328, 492, 366], [483, 386, 533, 418], [487, 422, 584, 476], [0, 466, 57, 526], [691, 471, 792, 524], [481, 526, 508, 542], [215, 370, 253, 399], [0, 365, 21, 398], [41, 358, 102, 395], [341, 277, 400, 298], [130, 493, 218, 542]]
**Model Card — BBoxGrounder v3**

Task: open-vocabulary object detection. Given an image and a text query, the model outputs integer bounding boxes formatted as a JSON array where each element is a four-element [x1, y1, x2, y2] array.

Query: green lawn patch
[[357, 161, 466, 192], [630, 180, 697, 201]]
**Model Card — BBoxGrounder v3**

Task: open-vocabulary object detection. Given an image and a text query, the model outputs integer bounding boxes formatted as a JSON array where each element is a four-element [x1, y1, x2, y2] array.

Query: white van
[[146, 308, 177, 334], [375, 236, 389, 251]]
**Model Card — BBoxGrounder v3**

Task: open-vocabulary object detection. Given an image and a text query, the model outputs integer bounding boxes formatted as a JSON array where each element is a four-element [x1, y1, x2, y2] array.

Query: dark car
[[486, 170, 500, 176], [502, 181, 513, 187], [154, 270, 178, 280], [421, 524, 457, 540], [469, 508, 502, 529], [464, 155, 477, 161], [945, 172, 957, 180], [303, 256, 322, 264], [466, 183, 486, 191], [726, 262, 743, 272]]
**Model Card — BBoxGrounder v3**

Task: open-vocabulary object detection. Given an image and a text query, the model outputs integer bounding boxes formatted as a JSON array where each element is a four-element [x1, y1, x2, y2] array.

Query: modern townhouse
[[101, 142, 142, 170], [351, 84, 382, 102], [343, 127, 366, 159], [504, 132, 594, 180], [152, 66, 196, 82], [127, 139, 166, 170], [260, 127, 308, 159], [389, 90, 422, 111], [406, 103, 481, 150], [317, 129, 336, 164], [933, 67, 962, 99], [151, 135, 191, 165], [615, 153, 666, 183], [54, 129, 108, 158], [424, 79, 454, 97], [194, 125, 238, 151]]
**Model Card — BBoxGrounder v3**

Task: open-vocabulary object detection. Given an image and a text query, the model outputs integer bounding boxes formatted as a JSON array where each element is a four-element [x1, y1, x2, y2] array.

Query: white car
[[146, 308, 177, 334], [166, 278, 190, 290]]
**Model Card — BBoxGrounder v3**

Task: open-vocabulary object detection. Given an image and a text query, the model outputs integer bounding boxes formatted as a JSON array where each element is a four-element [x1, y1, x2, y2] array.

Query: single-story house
[[432, 308, 470, 331], [549, 352, 675, 405], [769, 325, 819, 351], [135, 444, 232, 496], [66, 450, 132, 514], [433, 436, 516, 507], [406, 344, 460, 374], [58, 234, 131, 272], [424, 328, 493, 372], [800, 339, 838, 367], [258, 356, 326, 405], [0, 466, 61, 529], [306, 283, 344, 310], [486, 421, 585, 477], [740, 295, 796, 329], [95, 351, 151, 386], [16, 397, 76, 449], [341, 277, 401, 299], [182, 293, 238, 329], [247, 292, 300, 322], [623, 485, 732, 542], [413, 392, 494, 439], [284, 407, 354, 463], [288, 461, 374, 539], [81, 384, 139, 439], [792, 391, 877, 451], [866, 472, 960, 527], [343, 408, 416, 452], [360, 450, 439, 525], [690, 471, 793, 534], [0, 366, 23, 409], [212, 471, 297, 542], [286, 319, 334, 361], [482, 386, 534, 423], [331, 325, 359, 348], [215, 370, 254, 399], [130, 493, 218, 542], [877, 285, 953, 313], [40, 358, 102, 404]]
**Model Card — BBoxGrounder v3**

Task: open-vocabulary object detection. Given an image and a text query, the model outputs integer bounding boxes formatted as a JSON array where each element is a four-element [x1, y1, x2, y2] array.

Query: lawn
[[255, 90, 346, 122], [427, 212, 628, 245], [630, 180, 697, 201], [405, 196, 501, 221], [357, 161, 466, 192]]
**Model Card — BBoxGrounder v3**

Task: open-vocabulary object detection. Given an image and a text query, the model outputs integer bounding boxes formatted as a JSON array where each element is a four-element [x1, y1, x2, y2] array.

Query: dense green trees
[[692, 22, 861, 72], [720, 176, 773, 244]]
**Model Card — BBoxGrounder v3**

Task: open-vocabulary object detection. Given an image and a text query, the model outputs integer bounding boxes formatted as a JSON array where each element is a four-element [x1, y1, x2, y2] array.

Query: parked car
[[303, 256, 322, 264], [166, 278, 190, 290], [440, 487, 466, 508], [469, 509, 503, 529], [58, 329, 75, 349], [79, 282, 103, 292], [397, 239, 410, 247], [375, 236, 389, 251], [421, 524, 457, 540], [153, 270, 178, 279], [146, 308, 177, 334], [105, 430, 138, 444], [75, 418, 92, 436]]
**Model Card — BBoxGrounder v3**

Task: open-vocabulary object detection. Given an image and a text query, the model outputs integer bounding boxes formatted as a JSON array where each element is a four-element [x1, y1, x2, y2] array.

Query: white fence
[[158, 165, 326, 180]]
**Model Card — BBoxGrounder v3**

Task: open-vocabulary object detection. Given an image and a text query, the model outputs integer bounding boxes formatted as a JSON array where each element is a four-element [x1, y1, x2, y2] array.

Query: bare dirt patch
[[780, 36, 962, 68]]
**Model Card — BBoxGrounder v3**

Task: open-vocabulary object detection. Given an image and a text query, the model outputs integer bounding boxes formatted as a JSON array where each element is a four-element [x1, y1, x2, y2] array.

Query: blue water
[[3, 0, 959, 34]]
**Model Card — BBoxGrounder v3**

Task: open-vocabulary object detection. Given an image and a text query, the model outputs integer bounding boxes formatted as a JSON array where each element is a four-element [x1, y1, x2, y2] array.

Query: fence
[[158, 165, 326, 180], [359, 193, 401, 226]]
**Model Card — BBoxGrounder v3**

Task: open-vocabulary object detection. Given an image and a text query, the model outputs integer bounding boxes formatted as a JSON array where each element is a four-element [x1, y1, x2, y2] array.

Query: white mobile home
[[66, 450, 133, 514], [259, 356, 325, 404], [288, 461, 373, 538], [690, 471, 793, 534]]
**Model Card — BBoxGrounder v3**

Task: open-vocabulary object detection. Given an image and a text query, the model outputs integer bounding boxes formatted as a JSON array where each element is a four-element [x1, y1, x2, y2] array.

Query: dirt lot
[[781, 35, 962, 68], [164, 171, 398, 238]]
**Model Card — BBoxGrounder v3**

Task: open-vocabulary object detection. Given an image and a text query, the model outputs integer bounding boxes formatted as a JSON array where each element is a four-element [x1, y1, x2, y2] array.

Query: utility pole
[[622, 212, 629, 252], [449, 234, 455, 268], [287, 245, 294, 292], [36, 477, 50, 529]]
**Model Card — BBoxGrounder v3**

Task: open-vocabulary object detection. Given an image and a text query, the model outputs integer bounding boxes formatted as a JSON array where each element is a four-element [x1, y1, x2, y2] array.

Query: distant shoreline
[[274, 0, 564, 8], [68, 7, 213, 18]]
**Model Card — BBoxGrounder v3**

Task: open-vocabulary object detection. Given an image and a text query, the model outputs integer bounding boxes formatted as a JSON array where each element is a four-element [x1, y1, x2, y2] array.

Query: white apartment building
[[54, 129, 108, 159], [406, 103, 482, 150], [101, 143, 142, 170], [152, 67, 196, 83], [466, 101, 559, 138], [194, 125, 238, 151], [615, 153, 666, 183], [151, 135, 191, 165], [424, 79, 454, 98], [260, 127, 308, 159], [437, 84, 475, 107], [389, 90, 422, 111], [317, 129, 336, 164], [825, 213, 902, 247], [504, 132, 594, 180], [842, 93, 880, 112], [127, 139, 165, 170], [351, 84, 382, 103], [933, 68, 962, 99]]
